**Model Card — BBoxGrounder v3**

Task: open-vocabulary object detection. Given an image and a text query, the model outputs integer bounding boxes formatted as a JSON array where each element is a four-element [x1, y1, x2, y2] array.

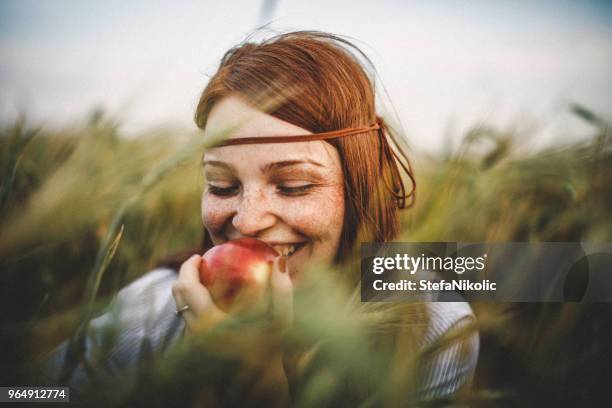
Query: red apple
[[199, 238, 279, 312]]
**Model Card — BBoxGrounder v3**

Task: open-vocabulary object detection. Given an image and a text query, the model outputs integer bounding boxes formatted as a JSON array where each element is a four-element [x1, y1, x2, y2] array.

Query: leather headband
[[213, 122, 380, 147], [210, 117, 416, 208]]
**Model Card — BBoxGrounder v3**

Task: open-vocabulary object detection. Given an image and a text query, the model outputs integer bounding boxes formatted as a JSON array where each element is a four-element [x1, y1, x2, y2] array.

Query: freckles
[[201, 195, 234, 231], [287, 187, 345, 238], [326, 188, 346, 232]]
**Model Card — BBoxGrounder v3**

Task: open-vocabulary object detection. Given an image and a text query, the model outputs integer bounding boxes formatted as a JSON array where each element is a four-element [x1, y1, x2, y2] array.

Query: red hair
[[164, 31, 415, 268]]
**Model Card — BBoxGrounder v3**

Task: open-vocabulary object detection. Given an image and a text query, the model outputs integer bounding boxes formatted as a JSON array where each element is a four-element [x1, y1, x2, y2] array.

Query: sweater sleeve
[[40, 268, 185, 391], [415, 301, 479, 398]]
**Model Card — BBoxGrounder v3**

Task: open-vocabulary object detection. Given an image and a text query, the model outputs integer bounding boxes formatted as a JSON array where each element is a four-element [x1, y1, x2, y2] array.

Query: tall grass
[[0, 105, 610, 406]]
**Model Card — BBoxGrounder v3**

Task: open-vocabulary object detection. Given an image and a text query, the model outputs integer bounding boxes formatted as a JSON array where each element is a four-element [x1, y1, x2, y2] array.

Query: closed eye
[[207, 183, 315, 197], [207, 184, 239, 197], [278, 184, 314, 196]]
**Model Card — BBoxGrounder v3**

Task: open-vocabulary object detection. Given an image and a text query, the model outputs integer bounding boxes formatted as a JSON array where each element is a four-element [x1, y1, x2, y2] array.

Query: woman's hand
[[173, 253, 295, 403], [172, 254, 227, 335], [172, 254, 293, 335]]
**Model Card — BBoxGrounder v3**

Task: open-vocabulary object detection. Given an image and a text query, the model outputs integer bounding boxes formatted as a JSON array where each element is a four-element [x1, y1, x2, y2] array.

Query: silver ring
[[175, 304, 190, 316]]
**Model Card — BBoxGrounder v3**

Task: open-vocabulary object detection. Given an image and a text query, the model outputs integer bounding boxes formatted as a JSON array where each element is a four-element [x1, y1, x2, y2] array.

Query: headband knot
[[374, 116, 416, 209]]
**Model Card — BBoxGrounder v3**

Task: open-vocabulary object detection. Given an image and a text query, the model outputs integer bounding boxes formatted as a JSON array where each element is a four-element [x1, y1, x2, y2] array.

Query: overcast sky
[[1, 0, 611, 152]]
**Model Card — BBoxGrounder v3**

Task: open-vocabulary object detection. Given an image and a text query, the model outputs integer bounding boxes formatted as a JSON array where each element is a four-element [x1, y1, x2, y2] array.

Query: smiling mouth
[[270, 242, 307, 256]]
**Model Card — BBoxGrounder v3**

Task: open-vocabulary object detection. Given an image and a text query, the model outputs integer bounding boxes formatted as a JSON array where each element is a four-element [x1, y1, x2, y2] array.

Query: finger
[[174, 255, 216, 315], [271, 255, 292, 295], [172, 286, 185, 310], [171, 280, 198, 315], [175, 277, 214, 314], [178, 254, 203, 284], [173, 276, 226, 333], [271, 255, 293, 323], [171, 285, 198, 326]]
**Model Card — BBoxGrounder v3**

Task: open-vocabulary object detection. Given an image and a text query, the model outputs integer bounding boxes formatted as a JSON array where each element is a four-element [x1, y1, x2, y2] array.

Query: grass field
[[1, 106, 611, 406]]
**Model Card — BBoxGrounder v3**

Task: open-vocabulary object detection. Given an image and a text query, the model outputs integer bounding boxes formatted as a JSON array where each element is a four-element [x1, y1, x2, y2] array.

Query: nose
[[231, 186, 276, 237]]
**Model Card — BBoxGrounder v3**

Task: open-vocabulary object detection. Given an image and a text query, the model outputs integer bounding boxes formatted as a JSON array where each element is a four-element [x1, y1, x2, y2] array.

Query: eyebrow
[[203, 159, 325, 173], [262, 160, 324, 172], [203, 160, 235, 171]]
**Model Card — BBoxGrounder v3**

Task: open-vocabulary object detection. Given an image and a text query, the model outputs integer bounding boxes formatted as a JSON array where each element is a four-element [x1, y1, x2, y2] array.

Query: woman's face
[[201, 96, 345, 277]]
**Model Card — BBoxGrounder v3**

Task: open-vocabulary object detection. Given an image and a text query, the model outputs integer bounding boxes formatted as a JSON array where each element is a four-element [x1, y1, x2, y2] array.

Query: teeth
[[272, 244, 296, 256]]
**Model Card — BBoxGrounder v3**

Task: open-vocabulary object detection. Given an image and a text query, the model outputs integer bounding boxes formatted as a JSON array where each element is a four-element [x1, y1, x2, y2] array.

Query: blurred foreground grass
[[0, 107, 611, 407]]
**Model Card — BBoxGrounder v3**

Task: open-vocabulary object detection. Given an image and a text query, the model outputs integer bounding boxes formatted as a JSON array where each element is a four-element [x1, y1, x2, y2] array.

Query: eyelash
[[206, 184, 314, 197], [277, 185, 314, 195], [207, 185, 239, 197]]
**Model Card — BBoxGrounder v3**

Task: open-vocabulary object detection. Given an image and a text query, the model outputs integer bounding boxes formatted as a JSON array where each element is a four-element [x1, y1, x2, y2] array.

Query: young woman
[[45, 31, 478, 402]]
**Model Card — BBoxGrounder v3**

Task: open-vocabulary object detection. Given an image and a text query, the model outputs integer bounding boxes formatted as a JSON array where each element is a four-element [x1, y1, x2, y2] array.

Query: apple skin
[[199, 238, 279, 312]]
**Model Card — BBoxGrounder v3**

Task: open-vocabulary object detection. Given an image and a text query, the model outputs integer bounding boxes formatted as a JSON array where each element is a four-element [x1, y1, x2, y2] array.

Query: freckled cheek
[[201, 194, 234, 234], [286, 191, 345, 240]]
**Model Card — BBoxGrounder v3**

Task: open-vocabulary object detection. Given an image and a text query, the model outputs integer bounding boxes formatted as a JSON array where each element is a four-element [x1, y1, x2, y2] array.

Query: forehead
[[203, 96, 340, 168]]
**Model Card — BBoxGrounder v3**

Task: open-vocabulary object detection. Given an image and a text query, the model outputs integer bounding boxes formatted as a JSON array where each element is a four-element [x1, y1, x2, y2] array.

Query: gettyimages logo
[[371, 253, 488, 275], [361, 242, 612, 302]]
